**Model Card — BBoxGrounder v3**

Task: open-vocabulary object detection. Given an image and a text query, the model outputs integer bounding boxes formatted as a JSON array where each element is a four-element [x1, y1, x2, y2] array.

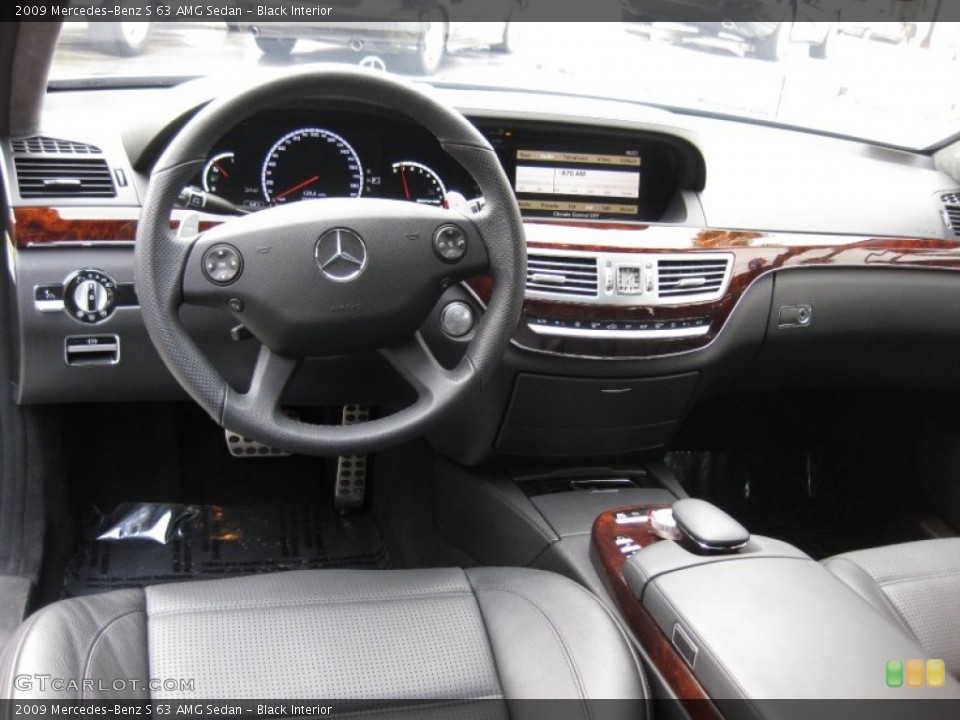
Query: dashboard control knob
[[63, 269, 117, 324], [440, 301, 475, 338], [433, 224, 468, 262], [73, 280, 110, 313], [202, 244, 243, 285]]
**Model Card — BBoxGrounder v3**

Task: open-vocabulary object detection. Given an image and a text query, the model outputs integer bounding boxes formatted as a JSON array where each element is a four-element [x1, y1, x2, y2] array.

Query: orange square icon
[[927, 659, 946, 688], [906, 659, 924, 688]]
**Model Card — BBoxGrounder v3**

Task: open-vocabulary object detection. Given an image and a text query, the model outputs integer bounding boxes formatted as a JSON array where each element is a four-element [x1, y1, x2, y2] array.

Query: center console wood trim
[[592, 506, 721, 716]]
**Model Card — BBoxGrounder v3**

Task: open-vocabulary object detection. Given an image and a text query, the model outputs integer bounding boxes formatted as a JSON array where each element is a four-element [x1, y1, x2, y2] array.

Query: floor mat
[[63, 503, 389, 597], [665, 450, 932, 559]]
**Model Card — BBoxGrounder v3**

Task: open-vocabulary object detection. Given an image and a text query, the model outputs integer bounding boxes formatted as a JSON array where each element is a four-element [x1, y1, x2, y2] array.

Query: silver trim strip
[[526, 247, 734, 307], [672, 623, 699, 669], [63, 334, 120, 366], [35, 299, 64, 313], [66, 343, 118, 354], [528, 323, 710, 340]]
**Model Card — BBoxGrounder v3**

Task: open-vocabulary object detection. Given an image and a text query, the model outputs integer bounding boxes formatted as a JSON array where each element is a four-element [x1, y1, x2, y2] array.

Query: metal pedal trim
[[225, 410, 298, 458], [335, 404, 369, 510]]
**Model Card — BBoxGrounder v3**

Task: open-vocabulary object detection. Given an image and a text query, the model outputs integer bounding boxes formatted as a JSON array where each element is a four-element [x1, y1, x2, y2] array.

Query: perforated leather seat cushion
[[824, 538, 960, 679], [0, 567, 647, 713]]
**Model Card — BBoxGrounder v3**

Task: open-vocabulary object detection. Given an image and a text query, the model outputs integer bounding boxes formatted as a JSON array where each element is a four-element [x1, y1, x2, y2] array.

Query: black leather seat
[[824, 538, 960, 680], [0, 568, 647, 709]]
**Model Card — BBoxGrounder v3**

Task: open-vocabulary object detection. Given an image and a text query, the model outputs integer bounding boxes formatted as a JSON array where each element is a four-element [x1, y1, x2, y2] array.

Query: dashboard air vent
[[657, 257, 731, 299], [527, 253, 599, 298], [10, 136, 103, 155], [14, 157, 116, 199], [941, 192, 960, 236]]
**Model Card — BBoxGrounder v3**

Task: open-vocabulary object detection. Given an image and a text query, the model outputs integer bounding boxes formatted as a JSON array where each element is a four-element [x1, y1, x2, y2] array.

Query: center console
[[431, 462, 959, 711], [592, 503, 960, 714]]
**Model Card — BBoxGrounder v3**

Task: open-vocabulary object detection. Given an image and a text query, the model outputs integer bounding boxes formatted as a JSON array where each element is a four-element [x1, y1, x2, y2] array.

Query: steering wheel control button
[[315, 229, 367, 282], [226, 298, 245, 313], [440, 301, 475, 338], [202, 244, 243, 285], [433, 224, 468, 262], [63, 270, 117, 324]]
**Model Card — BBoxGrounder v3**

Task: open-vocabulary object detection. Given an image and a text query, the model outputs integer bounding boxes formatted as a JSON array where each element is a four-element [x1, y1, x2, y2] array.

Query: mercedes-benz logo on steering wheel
[[315, 228, 367, 282]]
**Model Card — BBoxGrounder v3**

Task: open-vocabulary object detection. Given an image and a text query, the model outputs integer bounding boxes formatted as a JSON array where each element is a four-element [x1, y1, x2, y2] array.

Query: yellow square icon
[[927, 659, 946, 688], [906, 659, 924, 688]]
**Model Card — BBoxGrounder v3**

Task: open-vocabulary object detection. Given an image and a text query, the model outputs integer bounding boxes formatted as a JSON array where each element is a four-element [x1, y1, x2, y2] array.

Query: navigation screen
[[514, 148, 641, 220]]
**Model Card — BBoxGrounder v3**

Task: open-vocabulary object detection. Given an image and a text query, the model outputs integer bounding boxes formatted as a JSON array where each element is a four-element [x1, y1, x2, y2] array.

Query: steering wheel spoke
[[246, 345, 300, 412], [380, 333, 475, 404]]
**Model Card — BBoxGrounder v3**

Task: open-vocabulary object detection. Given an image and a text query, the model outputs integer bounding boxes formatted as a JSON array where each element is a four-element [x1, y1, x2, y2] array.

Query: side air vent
[[526, 253, 599, 298], [657, 257, 731, 299], [10, 136, 103, 155], [941, 192, 960, 236], [14, 157, 116, 198]]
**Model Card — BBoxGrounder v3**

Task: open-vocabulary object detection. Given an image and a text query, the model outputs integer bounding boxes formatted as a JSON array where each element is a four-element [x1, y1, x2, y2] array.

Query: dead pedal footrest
[[225, 410, 299, 458]]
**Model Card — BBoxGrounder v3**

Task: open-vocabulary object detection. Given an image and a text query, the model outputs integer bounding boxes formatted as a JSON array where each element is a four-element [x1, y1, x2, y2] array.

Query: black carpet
[[64, 502, 388, 597]]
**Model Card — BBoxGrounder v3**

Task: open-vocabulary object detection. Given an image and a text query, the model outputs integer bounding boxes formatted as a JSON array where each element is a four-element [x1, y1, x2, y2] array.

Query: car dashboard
[[4, 79, 960, 463]]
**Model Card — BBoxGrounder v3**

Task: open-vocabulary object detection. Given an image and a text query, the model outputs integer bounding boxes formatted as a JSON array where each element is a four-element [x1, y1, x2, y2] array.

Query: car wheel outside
[[493, 11, 522, 53], [754, 21, 792, 62], [255, 36, 297, 57], [89, 22, 152, 56], [810, 26, 835, 60], [411, 10, 448, 75]]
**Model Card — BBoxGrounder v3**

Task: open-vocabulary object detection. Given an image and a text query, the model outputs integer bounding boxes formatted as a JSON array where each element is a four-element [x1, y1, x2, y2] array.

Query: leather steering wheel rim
[[135, 66, 525, 456]]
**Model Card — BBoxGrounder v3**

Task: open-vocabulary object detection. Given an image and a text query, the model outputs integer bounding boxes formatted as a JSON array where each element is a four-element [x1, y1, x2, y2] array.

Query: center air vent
[[527, 253, 599, 298], [941, 192, 960, 236], [10, 136, 103, 155], [657, 257, 731, 300], [14, 157, 116, 199]]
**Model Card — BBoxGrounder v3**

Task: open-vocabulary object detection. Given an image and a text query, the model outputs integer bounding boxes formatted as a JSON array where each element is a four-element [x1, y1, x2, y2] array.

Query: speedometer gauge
[[390, 161, 447, 206], [261, 128, 364, 204]]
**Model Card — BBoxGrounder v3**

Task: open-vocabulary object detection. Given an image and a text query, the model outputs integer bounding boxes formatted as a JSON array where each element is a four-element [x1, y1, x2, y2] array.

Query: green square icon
[[886, 660, 904, 687]]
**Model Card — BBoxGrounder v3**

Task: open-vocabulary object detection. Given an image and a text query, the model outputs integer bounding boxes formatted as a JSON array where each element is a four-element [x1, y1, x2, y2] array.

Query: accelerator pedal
[[334, 404, 370, 511]]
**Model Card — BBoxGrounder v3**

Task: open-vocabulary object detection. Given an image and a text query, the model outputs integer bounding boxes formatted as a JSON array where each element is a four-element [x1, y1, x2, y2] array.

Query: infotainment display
[[514, 147, 641, 221], [478, 123, 699, 224]]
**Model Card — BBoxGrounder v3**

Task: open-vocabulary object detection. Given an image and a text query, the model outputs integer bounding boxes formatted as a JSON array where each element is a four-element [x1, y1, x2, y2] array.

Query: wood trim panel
[[12, 207, 139, 245], [592, 506, 721, 715], [10, 208, 221, 246], [14, 209, 960, 358], [469, 225, 960, 358]]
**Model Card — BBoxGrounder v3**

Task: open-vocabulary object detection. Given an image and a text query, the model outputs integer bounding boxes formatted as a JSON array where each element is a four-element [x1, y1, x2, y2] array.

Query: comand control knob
[[64, 269, 117, 323]]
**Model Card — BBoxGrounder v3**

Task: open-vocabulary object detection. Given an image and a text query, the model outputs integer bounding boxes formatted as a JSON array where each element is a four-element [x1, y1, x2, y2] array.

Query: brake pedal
[[334, 404, 370, 511], [225, 410, 298, 458]]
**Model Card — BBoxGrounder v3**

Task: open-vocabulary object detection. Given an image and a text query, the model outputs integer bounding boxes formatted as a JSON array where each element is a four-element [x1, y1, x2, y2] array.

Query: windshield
[[50, 17, 960, 151]]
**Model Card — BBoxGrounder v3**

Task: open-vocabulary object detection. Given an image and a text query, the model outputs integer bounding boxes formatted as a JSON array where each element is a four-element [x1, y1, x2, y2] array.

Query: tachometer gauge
[[202, 151, 242, 201], [390, 161, 447, 206], [261, 128, 363, 204]]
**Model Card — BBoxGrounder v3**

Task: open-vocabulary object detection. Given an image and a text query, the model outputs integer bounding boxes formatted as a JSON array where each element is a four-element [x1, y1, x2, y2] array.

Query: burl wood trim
[[11, 207, 222, 246], [14, 210, 960, 359], [592, 506, 721, 715], [467, 225, 960, 358]]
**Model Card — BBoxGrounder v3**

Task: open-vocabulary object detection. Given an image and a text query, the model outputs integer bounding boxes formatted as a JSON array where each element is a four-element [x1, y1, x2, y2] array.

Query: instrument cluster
[[194, 108, 479, 212]]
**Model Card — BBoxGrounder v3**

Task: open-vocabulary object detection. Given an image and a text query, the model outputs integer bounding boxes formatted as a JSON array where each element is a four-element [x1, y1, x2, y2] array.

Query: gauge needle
[[274, 175, 319, 200], [214, 162, 230, 178], [399, 167, 411, 200]]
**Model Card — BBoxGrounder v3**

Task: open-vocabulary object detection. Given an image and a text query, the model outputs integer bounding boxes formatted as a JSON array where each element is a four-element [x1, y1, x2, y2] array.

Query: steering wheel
[[135, 67, 525, 456]]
